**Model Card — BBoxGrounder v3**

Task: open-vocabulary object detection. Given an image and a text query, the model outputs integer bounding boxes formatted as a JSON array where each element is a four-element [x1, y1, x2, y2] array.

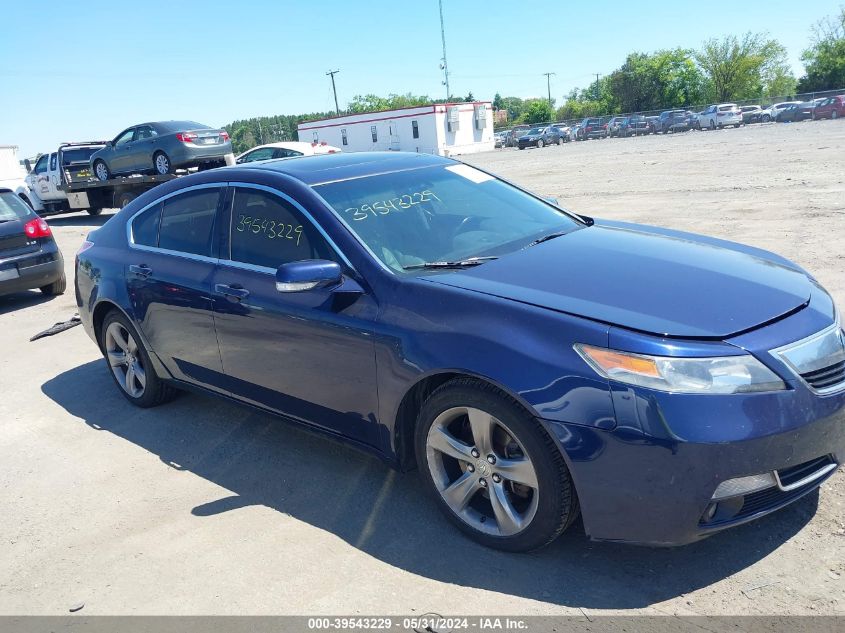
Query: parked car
[[761, 102, 802, 123], [740, 105, 764, 124], [656, 110, 691, 133], [505, 127, 530, 147], [76, 151, 845, 552], [645, 116, 660, 134], [795, 98, 827, 120], [494, 133, 506, 149], [775, 103, 810, 123], [576, 118, 608, 140], [813, 95, 845, 120], [684, 111, 699, 130], [236, 141, 341, 164], [0, 187, 65, 297], [518, 126, 566, 149], [89, 121, 234, 181], [698, 104, 742, 130], [607, 117, 626, 137], [619, 115, 649, 137], [556, 125, 573, 142]]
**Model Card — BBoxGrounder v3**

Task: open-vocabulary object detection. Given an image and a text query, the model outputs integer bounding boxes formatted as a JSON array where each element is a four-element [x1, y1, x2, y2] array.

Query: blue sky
[[0, 0, 835, 157]]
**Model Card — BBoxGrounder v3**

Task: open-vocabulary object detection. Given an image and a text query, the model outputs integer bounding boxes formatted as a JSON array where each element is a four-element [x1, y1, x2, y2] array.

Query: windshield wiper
[[523, 231, 570, 249], [403, 256, 499, 271]]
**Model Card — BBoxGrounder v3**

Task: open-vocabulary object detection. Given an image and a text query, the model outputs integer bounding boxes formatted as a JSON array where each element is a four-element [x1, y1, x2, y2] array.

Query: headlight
[[574, 344, 786, 394]]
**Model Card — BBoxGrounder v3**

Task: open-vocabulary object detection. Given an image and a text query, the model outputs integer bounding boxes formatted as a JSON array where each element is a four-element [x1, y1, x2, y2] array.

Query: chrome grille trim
[[770, 322, 845, 394]]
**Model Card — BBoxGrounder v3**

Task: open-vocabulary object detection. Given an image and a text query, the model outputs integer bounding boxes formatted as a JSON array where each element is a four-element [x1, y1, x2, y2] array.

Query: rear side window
[[158, 188, 220, 257], [229, 187, 334, 269], [0, 192, 35, 221], [131, 203, 161, 247]]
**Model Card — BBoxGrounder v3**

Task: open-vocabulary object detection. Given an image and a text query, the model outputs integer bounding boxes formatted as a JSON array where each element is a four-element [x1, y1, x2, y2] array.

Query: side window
[[240, 147, 275, 163], [114, 129, 135, 146], [158, 188, 220, 257], [132, 203, 162, 247], [34, 155, 48, 174], [50, 153, 57, 170], [341, 128, 348, 145], [274, 148, 303, 159], [371, 125, 378, 143], [411, 121, 419, 139], [229, 188, 335, 269], [135, 126, 158, 140]]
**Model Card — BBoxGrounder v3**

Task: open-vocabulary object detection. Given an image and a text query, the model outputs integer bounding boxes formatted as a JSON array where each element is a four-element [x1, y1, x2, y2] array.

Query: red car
[[813, 95, 845, 120]]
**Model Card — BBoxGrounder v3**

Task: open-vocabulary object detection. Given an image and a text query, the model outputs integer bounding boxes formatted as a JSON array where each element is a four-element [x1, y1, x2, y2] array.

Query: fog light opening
[[705, 502, 718, 522]]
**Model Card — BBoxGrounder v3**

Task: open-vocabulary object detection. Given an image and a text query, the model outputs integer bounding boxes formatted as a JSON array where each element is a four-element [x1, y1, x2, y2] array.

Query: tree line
[[223, 7, 844, 150]]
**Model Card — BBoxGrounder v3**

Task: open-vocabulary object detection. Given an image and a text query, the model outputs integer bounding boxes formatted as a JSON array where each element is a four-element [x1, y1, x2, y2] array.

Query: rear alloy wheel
[[153, 152, 173, 175], [101, 311, 178, 407], [416, 378, 579, 552], [94, 160, 110, 182]]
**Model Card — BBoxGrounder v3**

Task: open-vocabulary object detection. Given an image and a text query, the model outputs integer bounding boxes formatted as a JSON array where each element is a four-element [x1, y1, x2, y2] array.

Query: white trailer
[[297, 102, 494, 157]]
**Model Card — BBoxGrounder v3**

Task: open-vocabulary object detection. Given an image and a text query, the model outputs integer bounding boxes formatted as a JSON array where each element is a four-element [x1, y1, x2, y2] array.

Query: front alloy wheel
[[416, 379, 579, 551]]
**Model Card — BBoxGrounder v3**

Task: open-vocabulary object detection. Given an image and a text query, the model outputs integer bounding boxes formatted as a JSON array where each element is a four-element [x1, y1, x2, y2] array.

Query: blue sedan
[[75, 152, 845, 551]]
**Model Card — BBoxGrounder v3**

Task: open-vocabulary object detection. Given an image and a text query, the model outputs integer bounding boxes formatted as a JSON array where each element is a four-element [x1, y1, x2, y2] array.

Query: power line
[[326, 69, 341, 115], [543, 72, 556, 106]]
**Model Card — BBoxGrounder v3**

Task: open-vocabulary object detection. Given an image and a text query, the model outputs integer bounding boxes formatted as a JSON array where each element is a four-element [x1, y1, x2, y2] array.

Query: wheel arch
[[392, 369, 543, 472]]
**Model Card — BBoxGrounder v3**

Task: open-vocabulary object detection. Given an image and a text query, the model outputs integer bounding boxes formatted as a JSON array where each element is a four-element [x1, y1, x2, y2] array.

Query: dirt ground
[[1, 120, 843, 618]]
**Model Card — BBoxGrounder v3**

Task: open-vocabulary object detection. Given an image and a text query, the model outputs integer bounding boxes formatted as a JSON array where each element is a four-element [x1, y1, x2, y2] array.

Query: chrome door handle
[[129, 264, 152, 278], [214, 284, 250, 302]]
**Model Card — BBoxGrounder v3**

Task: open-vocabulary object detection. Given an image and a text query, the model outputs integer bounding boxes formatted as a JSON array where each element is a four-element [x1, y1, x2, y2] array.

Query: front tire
[[94, 160, 111, 182], [415, 378, 579, 552], [537, 139, 544, 148], [762, 114, 771, 123], [153, 152, 173, 175], [100, 311, 178, 408]]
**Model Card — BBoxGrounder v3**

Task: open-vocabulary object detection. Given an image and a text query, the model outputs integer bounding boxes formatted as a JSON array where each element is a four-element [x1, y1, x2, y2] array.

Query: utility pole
[[326, 69, 341, 115], [594, 73, 601, 100], [438, 0, 450, 100], [543, 72, 556, 106]]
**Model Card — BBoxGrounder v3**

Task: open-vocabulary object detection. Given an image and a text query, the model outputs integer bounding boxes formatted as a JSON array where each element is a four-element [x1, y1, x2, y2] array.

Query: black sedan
[[0, 188, 65, 297], [517, 126, 565, 149], [656, 110, 690, 133], [90, 121, 234, 181], [619, 115, 649, 137]]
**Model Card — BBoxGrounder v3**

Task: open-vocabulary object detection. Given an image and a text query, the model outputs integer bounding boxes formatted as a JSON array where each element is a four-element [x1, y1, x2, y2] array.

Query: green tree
[[492, 92, 504, 110], [797, 8, 845, 92], [695, 32, 792, 102], [347, 92, 432, 113], [523, 99, 554, 124], [464, 91, 475, 102]]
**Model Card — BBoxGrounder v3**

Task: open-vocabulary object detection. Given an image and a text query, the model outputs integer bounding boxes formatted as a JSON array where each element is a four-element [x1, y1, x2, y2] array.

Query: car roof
[[237, 151, 453, 186]]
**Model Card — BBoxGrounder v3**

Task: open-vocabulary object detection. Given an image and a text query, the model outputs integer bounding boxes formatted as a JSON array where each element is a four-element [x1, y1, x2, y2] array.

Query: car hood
[[520, 135, 540, 140], [422, 221, 813, 339]]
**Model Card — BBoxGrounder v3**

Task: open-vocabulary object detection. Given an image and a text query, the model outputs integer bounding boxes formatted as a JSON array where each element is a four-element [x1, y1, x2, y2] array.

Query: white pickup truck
[[0, 145, 33, 205], [23, 142, 178, 216]]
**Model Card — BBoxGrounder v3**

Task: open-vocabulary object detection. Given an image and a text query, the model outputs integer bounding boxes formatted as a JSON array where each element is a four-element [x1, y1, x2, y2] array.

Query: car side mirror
[[24, 159, 32, 173], [276, 259, 342, 293]]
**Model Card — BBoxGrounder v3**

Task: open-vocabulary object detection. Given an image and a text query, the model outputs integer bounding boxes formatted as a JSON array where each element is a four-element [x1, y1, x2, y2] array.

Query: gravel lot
[[1, 120, 843, 617]]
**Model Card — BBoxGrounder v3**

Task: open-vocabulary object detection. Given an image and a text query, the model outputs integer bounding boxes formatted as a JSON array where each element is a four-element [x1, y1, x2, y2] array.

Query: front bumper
[[544, 379, 845, 546]]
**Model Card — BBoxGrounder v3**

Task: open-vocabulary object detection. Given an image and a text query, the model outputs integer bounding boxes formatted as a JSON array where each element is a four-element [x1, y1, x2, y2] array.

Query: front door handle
[[214, 284, 250, 302], [129, 264, 152, 278]]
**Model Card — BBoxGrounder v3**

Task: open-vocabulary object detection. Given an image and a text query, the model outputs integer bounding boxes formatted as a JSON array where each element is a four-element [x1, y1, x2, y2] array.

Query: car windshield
[[314, 163, 582, 272], [0, 191, 36, 222], [527, 128, 542, 134], [61, 148, 100, 165]]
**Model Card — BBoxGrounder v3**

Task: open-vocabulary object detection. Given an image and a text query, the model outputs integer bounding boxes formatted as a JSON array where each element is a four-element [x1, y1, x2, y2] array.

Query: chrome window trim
[[126, 182, 224, 263], [770, 317, 845, 395], [225, 181, 354, 271]]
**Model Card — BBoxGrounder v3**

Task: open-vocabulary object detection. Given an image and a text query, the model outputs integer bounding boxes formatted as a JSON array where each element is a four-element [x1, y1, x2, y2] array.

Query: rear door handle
[[129, 264, 152, 278], [214, 284, 250, 302]]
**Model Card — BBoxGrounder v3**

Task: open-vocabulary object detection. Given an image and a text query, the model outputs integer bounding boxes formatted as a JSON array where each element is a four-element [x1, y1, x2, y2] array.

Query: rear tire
[[537, 139, 544, 148], [86, 207, 103, 216], [100, 310, 178, 408], [116, 192, 137, 208], [40, 272, 66, 296], [833, 111, 839, 120], [153, 152, 173, 175], [94, 160, 110, 182], [762, 114, 771, 123], [415, 378, 579, 552], [557, 137, 564, 145]]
